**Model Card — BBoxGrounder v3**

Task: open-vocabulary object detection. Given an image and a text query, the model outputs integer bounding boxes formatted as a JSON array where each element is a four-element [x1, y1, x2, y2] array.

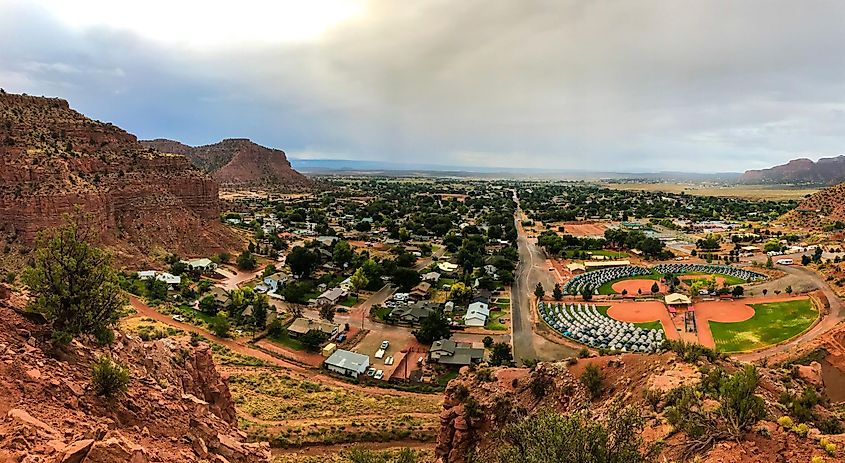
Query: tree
[[785, 285, 793, 295], [252, 297, 268, 329], [332, 241, 354, 267], [414, 310, 451, 344], [762, 289, 768, 296], [490, 342, 513, 366], [534, 283, 545, 299], [288, 246, 319, 278], [319, 303, 336, 322], [199, 294, 219, 314], [300, 330, 325, 352], [801, 254, 811, 266], [580, 364, 603, 399], [482, 336, 494, 348], [552, 283, 563, 301], [262, 264, 278, 278], [23, 216, 126, 345], [621, 289, 628, 296], [731, 286, 744, 297], [449, 282, 472, 303], [236, 251, 257, 270], [766, 255, 773, 269], [650, 282, 660, 294], [349, 267, 369, 293], [209, 315, 230, 337], [581, 286, 593, 301], [392, 267, 421, 291]]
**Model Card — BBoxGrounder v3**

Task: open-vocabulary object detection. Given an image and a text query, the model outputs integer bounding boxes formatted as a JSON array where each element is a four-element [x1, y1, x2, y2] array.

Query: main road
[[510, 191, 578, 365]]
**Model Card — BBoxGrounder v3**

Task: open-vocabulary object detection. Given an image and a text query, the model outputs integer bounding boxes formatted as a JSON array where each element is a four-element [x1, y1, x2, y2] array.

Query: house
[[324, 349, 370, 378], [138, 270, 157, 280], [339, 277, 354, 293], [316, 287, 346, 306], [263, 272, 289, 293], [464, 301, 490, 327], [208, 287, 230, 306], [472, 289, 492, 305], [316, 236, 339, 247], [183, 258, 217, 273], [156, 272, 181, 287], [444, 301, 455, 314], [409, 282, 432, 301], [428, 339, 484, 366], [422, 271, 441, 283], [565, 262, 586, 274], [287, 317, 339, 338], [389, 302, 439, 325], [438, 262, 459, 274]]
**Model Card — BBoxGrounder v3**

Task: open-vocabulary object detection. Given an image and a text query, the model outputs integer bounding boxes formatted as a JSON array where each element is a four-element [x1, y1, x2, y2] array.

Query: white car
[[172, 314, 185, 322], [375, 349, 386, 359], [384, 356, 394, 365], [374, 370, 384, 380], [380, 340, 390, 350]]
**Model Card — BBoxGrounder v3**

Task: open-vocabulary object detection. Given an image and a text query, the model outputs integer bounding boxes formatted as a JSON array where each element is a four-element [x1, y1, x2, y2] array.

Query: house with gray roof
[[324, 349, 370, 378], [428, 339, 484, 366]]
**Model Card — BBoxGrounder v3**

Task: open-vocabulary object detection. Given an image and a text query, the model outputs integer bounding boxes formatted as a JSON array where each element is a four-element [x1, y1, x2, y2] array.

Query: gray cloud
[[3, 0, 845, 172]]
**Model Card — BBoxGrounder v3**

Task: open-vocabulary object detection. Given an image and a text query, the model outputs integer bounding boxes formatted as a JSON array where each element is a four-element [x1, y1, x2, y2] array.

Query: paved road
[[510, 192, 578, 365]]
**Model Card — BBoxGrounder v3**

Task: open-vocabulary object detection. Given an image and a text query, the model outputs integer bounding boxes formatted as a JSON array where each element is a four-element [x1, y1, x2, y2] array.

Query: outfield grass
[[597, 273, 662, 295], [588, 249, 628, 259], [709, 299, 818, 352], [679, 272, 746, 286], [595, 305, 664, 331]]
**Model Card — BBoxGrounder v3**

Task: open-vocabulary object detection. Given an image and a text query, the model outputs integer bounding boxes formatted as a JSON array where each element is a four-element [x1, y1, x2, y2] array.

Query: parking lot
[[352, 326, 417, 380]]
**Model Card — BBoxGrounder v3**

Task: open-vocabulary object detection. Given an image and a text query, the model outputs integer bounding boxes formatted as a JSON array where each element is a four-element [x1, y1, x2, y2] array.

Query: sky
[[2, 0, 845, 172]]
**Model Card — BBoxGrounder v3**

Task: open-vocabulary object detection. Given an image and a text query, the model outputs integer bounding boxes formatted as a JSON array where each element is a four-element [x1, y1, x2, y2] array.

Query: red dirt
[[557, 221, 608, 237], [606, 301, 680, 340], [611, 279, 668, 295]]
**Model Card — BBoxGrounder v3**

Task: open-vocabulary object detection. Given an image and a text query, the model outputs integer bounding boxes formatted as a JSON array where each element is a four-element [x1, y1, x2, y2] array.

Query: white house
[[316, 287, 346, 306], [263, 272, 289, 293], [339, 277, 354, 292], [156, 272, 181, 287], [464, 301, 490, 327], [324, 349, 370, 378]]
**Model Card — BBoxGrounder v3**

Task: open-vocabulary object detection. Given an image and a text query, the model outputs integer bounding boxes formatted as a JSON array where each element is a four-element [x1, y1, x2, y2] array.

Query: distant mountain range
[[142, 138, 311, 191], [741, 155, 845, 185], [290, 158, 742, 181]]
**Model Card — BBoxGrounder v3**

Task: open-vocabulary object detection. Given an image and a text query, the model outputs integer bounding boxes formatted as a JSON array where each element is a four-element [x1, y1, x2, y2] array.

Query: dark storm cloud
[[3, 0, 845, 171]]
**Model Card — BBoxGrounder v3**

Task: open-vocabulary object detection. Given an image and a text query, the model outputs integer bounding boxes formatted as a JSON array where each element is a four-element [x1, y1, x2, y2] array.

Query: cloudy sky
[[2, 0, 845, 172]]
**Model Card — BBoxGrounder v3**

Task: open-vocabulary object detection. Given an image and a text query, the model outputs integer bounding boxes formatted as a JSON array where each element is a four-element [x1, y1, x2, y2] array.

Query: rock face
[[0, 299, 270, 463], [741, 155, 845, 185], [0, 92, 242, 258], [142, 138, 311, 191]]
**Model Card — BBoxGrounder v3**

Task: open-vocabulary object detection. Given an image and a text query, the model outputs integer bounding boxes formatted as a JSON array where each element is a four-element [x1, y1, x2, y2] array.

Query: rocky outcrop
[[142, 138, 311, 191], [0, 300, 270, 463], [781, 182, 845, 226], [741, 155, 845, 185], [0, 92, 242, 259]]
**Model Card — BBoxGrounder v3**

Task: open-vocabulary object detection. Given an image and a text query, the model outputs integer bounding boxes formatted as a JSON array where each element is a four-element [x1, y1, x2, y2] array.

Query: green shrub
[[91, 356, 130, 397], [580, 364, 603, 399]]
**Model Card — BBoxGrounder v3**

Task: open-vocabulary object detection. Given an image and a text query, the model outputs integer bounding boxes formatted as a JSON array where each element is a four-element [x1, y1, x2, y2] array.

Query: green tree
[[391, 267, 421, 291], [414, 310, 451, 344], [534, 283, 545, 299], [731, 286, 744, 297], [333, 240, 354, 267], [288, 246, 319, 278], [262, 264, 277, 278], [482, 336, 494, 348], [581, 286, 593, 301], [449, 282, 472, 303], [785, 285, 793, 295], [650, 282, 660, 294], [350, 267, 369, 293], [300, 329, 325, 352], [319, 303, 336, 322], [236, 251, 257, 270], [23, 216, 126, 345], [490, 342, 513, 366], [209, 315, 230, 337], [766, 255, 773, 268], [552, 283, 563, 301]]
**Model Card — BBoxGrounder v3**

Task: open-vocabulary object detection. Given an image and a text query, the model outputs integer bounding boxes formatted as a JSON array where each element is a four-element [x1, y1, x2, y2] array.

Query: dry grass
[[272, 447, 436, 463], [602, 182, 818, 200], [229, 371, 442, 448]]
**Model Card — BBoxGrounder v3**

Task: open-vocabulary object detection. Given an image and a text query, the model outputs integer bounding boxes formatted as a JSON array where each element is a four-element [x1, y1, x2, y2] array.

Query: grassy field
[[272, 448, 435, 463], [231, 370, 442, 448], [679, 272, 746, 286], [597, 273, 662, 295], [601, 182, 818, 201], [588, 249, 628, 259], [709, 299, 818, 352]]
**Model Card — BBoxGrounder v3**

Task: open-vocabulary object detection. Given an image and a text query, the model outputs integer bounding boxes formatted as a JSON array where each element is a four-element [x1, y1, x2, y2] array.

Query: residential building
[[324, 349, 370, 378], [316, 287, 346, 306], [409, 282, 432, 301], [389, 301, 439, 325], [287, 317, 339, 338], [428, 339, 484, 366], [464, 301, 490, 327], [422, 271, 441, 283]]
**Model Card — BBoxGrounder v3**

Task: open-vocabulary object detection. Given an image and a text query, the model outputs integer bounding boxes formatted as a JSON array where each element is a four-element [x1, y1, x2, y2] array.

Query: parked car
[[374, 370, 384, 380], [336, 333, 346, 343], [384, 356, 394, 365], [380, 340, 390, 350], [367, 368, 376, 377], [172, 314, 185, 322]]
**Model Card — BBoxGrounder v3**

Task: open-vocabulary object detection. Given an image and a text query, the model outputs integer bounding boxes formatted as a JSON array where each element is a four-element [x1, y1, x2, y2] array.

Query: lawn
[[677, 272, 746, 286], [173, 304, 223, 326], [485, 308, 509, 331], [588, 250, 628, 259], [595, 305, 664, 331], [709, 299, 818, 352], [597, 273, 662, 295], [339, 295, 359, 307], [267, 324, 306, 351]]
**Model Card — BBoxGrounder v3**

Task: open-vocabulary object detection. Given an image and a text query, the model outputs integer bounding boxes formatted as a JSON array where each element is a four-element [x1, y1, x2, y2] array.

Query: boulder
[[794, 362, 824, 388], [58, 439, 94, 463], [81, 433, 147, 463]]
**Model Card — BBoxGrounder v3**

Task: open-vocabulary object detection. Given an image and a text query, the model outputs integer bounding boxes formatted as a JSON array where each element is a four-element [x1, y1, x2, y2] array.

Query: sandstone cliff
[[0, 289, 270, 463], [0, 92, 243, 260], [781, 182, 845, 227], [741, 156, 845, 185], [141, 138, 311, 191]]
